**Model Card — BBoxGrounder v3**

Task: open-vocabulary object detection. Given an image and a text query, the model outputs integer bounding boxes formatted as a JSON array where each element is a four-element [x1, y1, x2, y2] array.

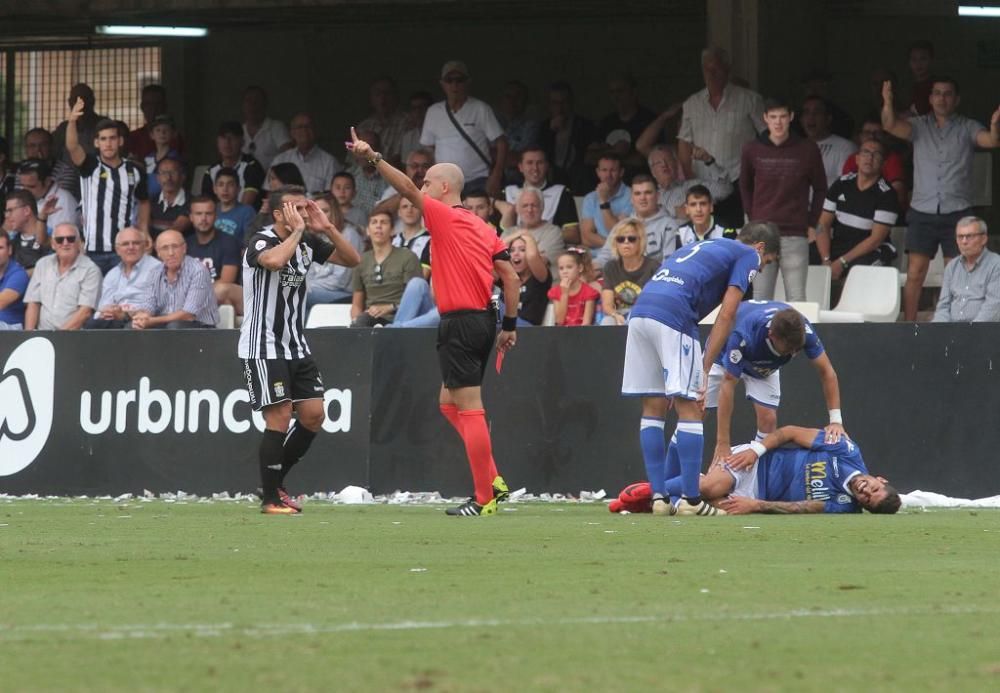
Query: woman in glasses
[[599, 217, 659, 326]]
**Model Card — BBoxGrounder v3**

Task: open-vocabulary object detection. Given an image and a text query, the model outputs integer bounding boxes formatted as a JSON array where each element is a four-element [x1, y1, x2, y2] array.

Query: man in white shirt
[[420, 60, 508, 197], [268, 112, 343, 194], [677, 47, 765, 228], [502, 146, 580, 244], [801, 95, 857, 187], [241, 86, 292, 170]]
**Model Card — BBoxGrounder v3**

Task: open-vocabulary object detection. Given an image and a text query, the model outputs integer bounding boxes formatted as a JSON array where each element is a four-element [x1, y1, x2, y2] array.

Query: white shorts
[[621, 317, 703, 400], [704, 363, 781, 409], [723, 443, 760, 498]]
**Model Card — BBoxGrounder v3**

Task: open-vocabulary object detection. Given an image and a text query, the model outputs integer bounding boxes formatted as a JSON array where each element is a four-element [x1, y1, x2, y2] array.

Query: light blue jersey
[[630, 238, 761, 338], [758, 432, 866, 513], [718, 300, 824, 379]]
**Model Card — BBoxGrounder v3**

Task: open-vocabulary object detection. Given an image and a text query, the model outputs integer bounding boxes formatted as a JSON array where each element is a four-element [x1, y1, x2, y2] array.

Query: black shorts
[[436, 309, 496, 389], [906, 208, 966, 259], [242, 356, 324, 411]]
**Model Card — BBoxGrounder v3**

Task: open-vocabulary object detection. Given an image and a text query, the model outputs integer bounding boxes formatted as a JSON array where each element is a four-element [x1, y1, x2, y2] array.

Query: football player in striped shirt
[[239, 185, 360, 514]]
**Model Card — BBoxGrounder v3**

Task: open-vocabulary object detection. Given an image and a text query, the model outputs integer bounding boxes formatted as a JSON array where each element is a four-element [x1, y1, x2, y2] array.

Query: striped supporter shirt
[[239, 225, 335, 359], [78, 154, 148, 253]]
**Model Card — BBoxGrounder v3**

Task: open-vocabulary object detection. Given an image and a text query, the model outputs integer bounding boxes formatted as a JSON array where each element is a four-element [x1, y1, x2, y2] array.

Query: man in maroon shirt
[[348, 127, 521, 517], [740, 97, 826, 301]]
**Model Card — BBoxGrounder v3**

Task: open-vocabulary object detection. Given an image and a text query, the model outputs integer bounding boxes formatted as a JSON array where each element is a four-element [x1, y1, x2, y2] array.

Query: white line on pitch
[[1, 605, 996, 641]]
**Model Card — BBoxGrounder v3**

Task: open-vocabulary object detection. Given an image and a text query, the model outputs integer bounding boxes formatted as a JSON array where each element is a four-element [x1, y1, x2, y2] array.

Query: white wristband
[[829, 409, 843, 425], [749, 441, 767, 459]]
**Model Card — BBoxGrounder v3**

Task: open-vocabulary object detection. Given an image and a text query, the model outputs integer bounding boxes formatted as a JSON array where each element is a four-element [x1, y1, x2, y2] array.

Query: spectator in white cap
[[419, 60, 508, 197]]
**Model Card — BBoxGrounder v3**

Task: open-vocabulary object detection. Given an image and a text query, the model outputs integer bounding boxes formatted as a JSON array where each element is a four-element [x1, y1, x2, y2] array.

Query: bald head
[[423, 162, 465, 203]]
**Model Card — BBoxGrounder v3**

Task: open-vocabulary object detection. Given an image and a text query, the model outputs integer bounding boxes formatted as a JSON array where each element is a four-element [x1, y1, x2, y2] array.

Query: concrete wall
[[169, 16, 708, 168]]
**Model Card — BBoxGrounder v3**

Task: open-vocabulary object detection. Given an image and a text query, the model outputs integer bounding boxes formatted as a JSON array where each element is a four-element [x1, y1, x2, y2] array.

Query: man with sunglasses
[[705, 301, 845, 469], [23, 223, 101, 330], [420, 61, 508, 198]]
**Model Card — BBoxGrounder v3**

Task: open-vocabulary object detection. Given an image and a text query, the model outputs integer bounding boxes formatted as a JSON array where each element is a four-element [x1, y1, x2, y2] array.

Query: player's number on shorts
[[673, 240, 714, 263]]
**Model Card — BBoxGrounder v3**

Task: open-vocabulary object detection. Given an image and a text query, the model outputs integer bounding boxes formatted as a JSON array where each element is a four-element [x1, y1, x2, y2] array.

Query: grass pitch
[[1, 499, 999, 692]]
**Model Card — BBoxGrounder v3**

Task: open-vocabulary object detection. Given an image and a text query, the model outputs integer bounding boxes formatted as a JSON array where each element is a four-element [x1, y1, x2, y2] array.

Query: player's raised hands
[[881, 80, 894, 106], [282, 201, 306, 233], [303, 198, 331, 231], [67, 97, 85, 122], [346, 127, 374, 162]]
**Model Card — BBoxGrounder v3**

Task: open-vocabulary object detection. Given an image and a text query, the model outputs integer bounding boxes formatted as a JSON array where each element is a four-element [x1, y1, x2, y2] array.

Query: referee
[[240, 185, 361, 514], [348, 127, 520, 517]]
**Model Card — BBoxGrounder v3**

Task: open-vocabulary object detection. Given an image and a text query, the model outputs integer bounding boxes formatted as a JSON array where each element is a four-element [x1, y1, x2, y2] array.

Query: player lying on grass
[[610, 426, 901, 514]]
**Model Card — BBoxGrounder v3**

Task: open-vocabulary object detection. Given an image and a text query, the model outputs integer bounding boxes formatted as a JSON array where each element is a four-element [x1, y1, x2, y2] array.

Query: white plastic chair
[[542, 303, 556, 326], [819, 266, 900, 323], [784, 301, 821, 323], [306, 304, 353, 328], [774, 265, 831, 310], [191, 164, 210, 194], [923, 249, 945, 289], [217, 304, 235, 329]]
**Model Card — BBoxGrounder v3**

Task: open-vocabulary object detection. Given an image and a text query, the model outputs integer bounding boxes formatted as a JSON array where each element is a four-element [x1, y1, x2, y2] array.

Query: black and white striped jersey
[[201, 155, 265, 201], [238, 225, 334, 359], [78, 154, 148, 253]]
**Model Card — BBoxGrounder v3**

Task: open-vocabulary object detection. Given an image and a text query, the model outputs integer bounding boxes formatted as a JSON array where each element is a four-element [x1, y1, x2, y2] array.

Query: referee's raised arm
[[347, 126, 423, 211]]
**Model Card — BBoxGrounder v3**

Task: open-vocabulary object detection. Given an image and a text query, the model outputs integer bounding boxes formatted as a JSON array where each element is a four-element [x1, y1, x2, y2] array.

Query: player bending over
[[707, 300, 845, 465]]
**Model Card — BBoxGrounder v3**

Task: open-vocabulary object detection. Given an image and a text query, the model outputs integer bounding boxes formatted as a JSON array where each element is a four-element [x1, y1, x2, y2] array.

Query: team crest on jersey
[[729, 349, 742, 364], [273, 381, 286, 398], [837, 494, 851, 504], [255, 239, 267, 251]]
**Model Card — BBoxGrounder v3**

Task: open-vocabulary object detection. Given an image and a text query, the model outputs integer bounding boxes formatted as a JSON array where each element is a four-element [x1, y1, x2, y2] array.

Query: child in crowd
[[143, 115, 181, 199], [331, 171, 367, 230], [212, 167, 256, 244], [547, 249, 600, 326]]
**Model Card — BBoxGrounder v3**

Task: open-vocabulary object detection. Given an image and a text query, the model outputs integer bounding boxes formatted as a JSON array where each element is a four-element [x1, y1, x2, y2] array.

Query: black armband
[[501, 316, 517, 331], [493, 249, 512, 262]]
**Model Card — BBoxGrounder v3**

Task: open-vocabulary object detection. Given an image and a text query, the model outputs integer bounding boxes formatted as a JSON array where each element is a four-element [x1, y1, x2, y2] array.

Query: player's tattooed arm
[[754, 499, 825, 514], [719, 496, 825, 514]]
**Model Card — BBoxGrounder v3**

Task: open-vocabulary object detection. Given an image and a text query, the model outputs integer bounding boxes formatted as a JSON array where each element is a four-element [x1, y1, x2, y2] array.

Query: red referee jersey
[[422, 195, 507, 314]]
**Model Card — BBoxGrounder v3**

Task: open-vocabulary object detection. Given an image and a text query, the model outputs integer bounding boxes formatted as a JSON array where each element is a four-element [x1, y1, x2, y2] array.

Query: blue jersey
[[718, 301, 825, 379], [757, 432, 867, 513], [630, 238, 760, 338]]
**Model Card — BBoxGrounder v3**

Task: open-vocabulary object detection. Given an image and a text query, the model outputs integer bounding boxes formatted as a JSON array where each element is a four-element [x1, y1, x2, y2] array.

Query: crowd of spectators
[[1, 40, 998, 331]]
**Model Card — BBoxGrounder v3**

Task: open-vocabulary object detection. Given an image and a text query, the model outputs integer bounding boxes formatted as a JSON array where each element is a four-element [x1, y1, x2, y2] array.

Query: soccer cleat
[[652, 498, 675, 516], [674, 499, 727, 516], [492, 475, 510, 503], [261, 501, 300, 515], [445, 497, 498, 517], [278, 487, 303, 512]]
